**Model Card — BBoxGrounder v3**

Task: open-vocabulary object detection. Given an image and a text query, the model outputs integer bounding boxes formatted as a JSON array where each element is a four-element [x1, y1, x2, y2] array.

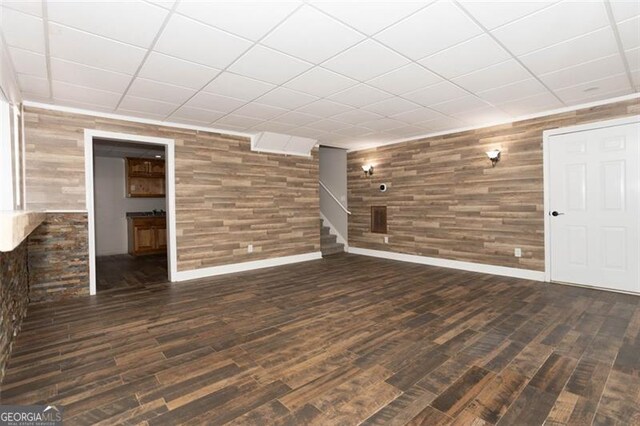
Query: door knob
[[550, 211, 564, 217]]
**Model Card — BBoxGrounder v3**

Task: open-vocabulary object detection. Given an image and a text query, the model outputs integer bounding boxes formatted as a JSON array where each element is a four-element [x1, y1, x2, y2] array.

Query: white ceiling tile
[[116, 109, 166, 120], [518, 28, 619, 75], [284, 67, 357, 97], [138, 52, 220, 89], [1, 1, 42, 17], [419, 34, 510, 79], [50, 58, 132, 93], [618, 16, 640, 51], [251, 121, 297, 133], [214, 114, 265, 129], [145, 0, 175, 10], [202, 72, 275, 101], [47, 1, 167, 48], [375, 1, 482, 60], [1, 7, 45, 53], [304, 119, 352, 132], [177, 1, 300, 41], [271, 111, 320, 126], [295, 100, 354, 117], [327, 84, 391, 108], [419, 116, 465, 131], [458, 1, 555, 30], [288, 127, 330, 139], [119, 95, 178, 116], [538, 54, 626, 90], [477, 79, 548, 104], [627, 47, 640, 71], [128, 78, 196, 104], [366, 63, 442, 95], [228, 45, 312, 85], [184, 92, 246, 114], [331, 126, 374, 137], [631, 69, 640, 90], [261, 5, 364, 63], [323, 39, 409, 81], [17, 73, 49, 97], [491, 1, 609, 56], [254, 87, 317, 110], [8, 47, 46, 77], [232, 103, 288, 120], [450, 107, 511, 126], [49, 23, 146, 74], [359, 117, 406, 131], [362, 97, 421, 116], [403, 81, 469, 107], [391, 107, 446, 124], [495, 92, 564, 116], [452, 60, 531, 93], [310, 1, 428, 35], [554, 73, 632, 104], [610, 0, 640, 22], [168, 106, 224, 124], [330, 109, 384, 125], [52, 80, 120, 108], [155, 14, 252, 69], [387, 125, 429, 137], [429, 95, 492, 115]]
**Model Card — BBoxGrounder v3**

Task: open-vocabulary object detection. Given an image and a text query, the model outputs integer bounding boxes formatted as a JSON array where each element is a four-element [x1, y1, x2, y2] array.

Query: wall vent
[[251, 132, 316, 157]]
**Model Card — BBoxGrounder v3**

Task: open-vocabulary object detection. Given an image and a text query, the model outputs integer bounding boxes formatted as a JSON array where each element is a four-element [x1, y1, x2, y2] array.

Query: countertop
[[126, 211, 166, 218], [0, 210, 47, 252]]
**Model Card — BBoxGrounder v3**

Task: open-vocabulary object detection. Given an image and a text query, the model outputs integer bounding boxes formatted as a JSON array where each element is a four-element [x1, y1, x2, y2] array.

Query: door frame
[[542, 115, 640, 284], [84, 129, 177, 295]]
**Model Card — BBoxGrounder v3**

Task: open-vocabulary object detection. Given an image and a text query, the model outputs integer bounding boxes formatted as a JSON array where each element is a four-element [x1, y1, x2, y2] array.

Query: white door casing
[[546, 118, 639, 293]]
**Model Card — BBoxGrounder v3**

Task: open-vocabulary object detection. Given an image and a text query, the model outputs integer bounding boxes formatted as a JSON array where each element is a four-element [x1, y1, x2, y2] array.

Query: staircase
[[321, 219, 345, 257]]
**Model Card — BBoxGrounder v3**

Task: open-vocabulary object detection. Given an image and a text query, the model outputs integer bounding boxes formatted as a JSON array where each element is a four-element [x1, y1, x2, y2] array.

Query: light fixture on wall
[[486, 149, 501, 167], [362, 164, 374, 176]]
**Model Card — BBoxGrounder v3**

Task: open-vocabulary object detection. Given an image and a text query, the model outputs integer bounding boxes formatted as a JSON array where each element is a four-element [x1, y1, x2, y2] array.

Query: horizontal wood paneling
[[348, 99, 640, 271], [24, 107, 319, 281]]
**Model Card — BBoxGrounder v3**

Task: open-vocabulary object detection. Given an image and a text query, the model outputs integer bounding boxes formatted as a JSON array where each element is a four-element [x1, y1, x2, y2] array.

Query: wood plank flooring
[[1, 254, 639, 425], [96, 254, 168, 291]]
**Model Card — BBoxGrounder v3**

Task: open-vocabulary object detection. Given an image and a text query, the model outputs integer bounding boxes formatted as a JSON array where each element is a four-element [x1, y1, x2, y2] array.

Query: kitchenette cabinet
[[125, 158, 165, 198], [127, 216, 166, 256]]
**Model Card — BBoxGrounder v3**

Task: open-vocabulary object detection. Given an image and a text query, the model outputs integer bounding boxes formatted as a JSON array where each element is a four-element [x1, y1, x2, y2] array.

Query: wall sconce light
[[486, 149, 501, 167], [362, 164, 374, 176]]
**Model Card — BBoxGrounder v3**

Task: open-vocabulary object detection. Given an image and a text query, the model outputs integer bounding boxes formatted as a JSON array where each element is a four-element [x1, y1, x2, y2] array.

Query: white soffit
[[252, 131, 316, 157], [0, 0, 638, 150]]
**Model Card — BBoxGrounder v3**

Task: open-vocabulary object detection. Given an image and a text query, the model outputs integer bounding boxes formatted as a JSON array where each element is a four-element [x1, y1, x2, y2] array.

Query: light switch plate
[[514, 248, 522, 257]]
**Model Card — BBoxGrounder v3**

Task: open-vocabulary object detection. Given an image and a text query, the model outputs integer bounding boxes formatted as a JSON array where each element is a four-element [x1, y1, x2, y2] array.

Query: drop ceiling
[[1, 0, 638, 150]]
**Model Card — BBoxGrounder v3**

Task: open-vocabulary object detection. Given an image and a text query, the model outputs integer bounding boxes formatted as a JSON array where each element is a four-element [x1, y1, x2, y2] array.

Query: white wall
[[319, 146, 348, 243], [94, 156, 165, 256]]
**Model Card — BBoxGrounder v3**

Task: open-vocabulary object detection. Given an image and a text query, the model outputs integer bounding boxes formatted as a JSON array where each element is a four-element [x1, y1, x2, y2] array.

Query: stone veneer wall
[[0, 240, 29, 382], [27, 213, 89, 302]]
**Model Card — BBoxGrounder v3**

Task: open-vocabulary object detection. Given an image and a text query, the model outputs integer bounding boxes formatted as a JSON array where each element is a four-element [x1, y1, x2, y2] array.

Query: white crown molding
[[21, 101, 258, 140], [173, 251, 322, 282], [347, 93, 640, 152], [349, 247, 545, 281]]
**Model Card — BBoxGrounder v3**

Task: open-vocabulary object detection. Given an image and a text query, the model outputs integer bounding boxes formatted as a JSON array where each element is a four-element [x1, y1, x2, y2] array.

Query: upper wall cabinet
[[125, 158, 165, 198]]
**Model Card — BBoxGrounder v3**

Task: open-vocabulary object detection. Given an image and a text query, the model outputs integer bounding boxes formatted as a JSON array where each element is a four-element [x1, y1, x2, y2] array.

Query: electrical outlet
[[514, 248, 522, 258], [384, 236, 389, 244], [247, 244, 253, 253]]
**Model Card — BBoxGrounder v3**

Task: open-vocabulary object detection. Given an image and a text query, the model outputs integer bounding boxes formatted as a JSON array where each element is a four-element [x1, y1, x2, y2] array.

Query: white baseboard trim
[[173, 251, 322, 282], [349, 247, 545, 281]]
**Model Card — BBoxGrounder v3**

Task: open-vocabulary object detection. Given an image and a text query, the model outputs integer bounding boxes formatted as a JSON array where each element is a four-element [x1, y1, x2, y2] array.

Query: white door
[[548, 120, 640, 293]]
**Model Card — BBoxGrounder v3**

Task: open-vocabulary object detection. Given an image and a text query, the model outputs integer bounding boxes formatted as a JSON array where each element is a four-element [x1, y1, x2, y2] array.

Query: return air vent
[[251, 132, 317, 157]]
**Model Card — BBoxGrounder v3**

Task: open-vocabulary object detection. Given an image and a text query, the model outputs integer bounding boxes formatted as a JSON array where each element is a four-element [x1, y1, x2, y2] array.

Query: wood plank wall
[[347, 98, 640, 271], [24, 107, 320, 278]]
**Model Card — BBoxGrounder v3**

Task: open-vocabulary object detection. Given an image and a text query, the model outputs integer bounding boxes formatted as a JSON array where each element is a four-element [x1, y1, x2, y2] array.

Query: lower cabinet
[[127, 217, 167, 256]]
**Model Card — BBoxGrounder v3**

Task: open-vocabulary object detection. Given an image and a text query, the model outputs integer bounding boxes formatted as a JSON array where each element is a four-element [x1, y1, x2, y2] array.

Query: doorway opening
[[84, 130, 177, 295]]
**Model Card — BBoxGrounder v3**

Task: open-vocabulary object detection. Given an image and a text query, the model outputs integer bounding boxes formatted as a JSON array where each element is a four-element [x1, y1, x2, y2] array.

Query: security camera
[[379, 183, 387, 192]]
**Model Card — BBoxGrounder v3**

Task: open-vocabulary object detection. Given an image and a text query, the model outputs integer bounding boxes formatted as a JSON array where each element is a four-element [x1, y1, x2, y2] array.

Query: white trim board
[[24, 101, 257, 140], [542, 115, 640, 284], [349, 247, 545, 281], [84, 129, 178, 295], [347, 93, 640, 152], [173, 252, 322, 281]]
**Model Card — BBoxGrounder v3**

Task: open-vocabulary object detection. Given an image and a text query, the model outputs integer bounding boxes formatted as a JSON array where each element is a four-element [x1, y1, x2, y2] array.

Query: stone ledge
[[0, 211, 46, 252]]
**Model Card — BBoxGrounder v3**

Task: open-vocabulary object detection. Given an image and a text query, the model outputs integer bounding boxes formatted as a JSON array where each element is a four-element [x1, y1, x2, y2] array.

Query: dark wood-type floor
[[2, 254, 639, 425], [96, 254, 168, 291]]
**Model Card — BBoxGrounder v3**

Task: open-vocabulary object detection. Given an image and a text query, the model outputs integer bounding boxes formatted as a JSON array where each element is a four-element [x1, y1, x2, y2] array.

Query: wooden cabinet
[[126, 158, 165, 198], [128, 217, 167, 256]]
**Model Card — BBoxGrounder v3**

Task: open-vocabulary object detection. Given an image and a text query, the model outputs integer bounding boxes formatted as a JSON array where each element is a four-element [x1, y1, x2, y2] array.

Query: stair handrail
[[319, 180, 351, 215]]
